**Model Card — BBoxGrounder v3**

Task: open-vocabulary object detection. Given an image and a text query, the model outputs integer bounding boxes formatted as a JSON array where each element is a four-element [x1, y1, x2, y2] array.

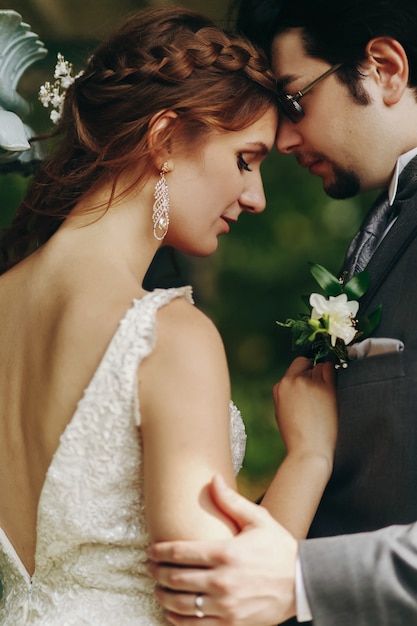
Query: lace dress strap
[[81, 286, 194, 428]]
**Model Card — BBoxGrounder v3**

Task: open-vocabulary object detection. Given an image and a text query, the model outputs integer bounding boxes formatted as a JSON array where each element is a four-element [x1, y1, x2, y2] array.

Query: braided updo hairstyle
[[1, 6, 278, 271]]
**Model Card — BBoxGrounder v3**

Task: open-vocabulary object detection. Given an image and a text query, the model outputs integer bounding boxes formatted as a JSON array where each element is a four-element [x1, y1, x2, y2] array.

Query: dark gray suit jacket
[[309, 189, 417, 538], [293, 170, 417, 624]]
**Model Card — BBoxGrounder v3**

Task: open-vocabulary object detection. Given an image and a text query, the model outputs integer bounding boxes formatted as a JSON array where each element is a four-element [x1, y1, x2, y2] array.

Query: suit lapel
[[358, 192, 417, 313]]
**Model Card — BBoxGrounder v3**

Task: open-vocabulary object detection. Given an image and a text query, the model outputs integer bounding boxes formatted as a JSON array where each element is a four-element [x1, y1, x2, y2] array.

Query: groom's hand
[[147, 475, 298, 625]]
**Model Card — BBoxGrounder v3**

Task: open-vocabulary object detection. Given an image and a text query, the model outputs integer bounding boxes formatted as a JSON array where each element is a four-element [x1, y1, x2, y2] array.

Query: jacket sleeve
[[299, 523, 417, 625]]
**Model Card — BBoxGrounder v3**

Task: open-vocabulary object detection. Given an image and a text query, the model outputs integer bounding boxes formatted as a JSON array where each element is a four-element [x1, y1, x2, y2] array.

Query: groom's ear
[[147, 110, 178, 171], [364, 37, 409, 105]]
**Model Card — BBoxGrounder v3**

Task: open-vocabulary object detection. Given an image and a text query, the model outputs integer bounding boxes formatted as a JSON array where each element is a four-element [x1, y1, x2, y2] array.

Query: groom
[[147, 0, 417, 623]]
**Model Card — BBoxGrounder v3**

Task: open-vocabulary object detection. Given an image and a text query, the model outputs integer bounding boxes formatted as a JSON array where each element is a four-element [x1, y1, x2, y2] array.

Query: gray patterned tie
[[342, 156, 417, 280], [341, 192, 393, 280]]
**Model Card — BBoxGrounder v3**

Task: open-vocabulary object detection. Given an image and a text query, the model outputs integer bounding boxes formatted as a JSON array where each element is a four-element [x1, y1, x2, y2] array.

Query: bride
[[0, 6, 337, 624]]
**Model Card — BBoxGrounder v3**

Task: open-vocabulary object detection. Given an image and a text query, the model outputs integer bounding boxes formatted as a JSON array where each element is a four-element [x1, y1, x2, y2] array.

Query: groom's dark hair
[[231, 0, 417, 101]]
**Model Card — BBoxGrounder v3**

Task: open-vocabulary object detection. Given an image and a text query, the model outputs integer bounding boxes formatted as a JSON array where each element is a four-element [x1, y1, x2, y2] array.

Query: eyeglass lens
[[278, 95, 304, 123]]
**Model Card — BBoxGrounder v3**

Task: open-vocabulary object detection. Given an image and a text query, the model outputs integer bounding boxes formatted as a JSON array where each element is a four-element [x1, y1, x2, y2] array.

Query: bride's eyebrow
[[243, 142, 270, 155]]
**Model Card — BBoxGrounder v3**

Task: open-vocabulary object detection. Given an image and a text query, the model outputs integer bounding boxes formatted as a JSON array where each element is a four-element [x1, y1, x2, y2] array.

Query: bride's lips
[[220, 217, 237, 233]]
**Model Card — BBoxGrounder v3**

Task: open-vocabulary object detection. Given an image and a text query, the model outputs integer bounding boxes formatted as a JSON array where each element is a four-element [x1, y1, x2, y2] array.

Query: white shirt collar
[[388, 146, 417, 204]]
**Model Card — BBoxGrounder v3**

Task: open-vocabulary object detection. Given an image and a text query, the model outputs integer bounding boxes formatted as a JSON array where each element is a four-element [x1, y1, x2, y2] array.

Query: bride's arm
[[261, 357, 338, 539], [145, 356, 337, 624], [139, 297, 237, 542]]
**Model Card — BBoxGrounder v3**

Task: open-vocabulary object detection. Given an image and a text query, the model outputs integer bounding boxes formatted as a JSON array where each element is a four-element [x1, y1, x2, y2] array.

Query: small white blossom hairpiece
[[38, 53, 83, 124]]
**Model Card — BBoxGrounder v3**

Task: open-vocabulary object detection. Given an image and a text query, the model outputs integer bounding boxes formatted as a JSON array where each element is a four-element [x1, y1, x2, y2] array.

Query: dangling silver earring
[[152, 162, 170, 240]]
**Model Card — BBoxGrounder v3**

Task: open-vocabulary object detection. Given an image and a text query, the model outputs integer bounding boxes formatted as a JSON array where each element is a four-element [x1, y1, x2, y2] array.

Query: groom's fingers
[[146, 476, 265, 568], [150, 564, 215, 593], [147, 562, 207, 592], [209, 474, 268, 530], [153, 587, 221, 626], [147, 538, 228, 568]]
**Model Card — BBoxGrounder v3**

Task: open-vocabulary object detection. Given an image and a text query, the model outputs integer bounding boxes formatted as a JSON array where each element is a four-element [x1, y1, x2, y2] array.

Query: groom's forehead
[[272, 29, 329, 87]]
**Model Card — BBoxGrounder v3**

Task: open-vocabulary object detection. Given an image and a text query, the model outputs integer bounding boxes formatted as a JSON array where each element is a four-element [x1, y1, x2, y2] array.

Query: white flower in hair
[[50, 109, 62, 125], [54, 54, 70, 78], [39, 53, 83, 124]]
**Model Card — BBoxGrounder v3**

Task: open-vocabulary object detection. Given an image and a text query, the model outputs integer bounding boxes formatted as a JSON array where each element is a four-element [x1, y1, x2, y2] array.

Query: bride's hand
[[273, 356, 338, 465]]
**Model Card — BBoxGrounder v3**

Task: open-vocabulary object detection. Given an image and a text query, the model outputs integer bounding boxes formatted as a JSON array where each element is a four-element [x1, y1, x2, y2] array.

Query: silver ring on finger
[[194, 593, 205, 618]]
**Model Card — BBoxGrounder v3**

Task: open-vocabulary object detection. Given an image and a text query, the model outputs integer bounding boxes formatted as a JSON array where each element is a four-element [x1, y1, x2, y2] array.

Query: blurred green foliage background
[[0, 0, 376, 499]]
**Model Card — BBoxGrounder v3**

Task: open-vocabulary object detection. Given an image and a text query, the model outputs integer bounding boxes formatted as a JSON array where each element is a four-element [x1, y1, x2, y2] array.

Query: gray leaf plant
[[0, 9, 47, 174]]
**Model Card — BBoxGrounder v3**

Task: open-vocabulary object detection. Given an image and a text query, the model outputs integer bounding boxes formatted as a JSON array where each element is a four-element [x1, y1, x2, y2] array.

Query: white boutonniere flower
[[278, 264, 382, 367], [309, 292, 359, 347]]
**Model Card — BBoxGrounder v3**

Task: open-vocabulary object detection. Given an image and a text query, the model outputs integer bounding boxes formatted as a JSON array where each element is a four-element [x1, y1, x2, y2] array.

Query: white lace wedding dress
[[0, 287, 247, 625]]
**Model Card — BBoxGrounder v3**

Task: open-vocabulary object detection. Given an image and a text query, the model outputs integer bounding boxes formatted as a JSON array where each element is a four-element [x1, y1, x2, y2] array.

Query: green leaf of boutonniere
[[355, 303, 382, 337], [343, 270, 370, 300], [309, 262, 342, 296]]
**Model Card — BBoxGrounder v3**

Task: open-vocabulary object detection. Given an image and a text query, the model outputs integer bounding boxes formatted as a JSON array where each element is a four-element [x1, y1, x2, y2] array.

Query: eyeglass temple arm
[[295, 63, 343, 98]]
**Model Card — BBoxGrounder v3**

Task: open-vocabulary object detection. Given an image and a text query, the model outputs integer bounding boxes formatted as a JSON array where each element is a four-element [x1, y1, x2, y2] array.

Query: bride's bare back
[[0, 240, 143, 575]]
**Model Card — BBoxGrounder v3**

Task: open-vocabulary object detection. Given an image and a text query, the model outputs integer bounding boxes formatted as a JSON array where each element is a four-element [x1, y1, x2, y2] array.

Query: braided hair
[[1, 6, 277, 271]]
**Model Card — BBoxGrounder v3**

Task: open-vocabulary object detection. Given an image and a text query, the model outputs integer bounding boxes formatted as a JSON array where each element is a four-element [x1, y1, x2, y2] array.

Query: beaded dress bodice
[[0, 287, 246, 625]]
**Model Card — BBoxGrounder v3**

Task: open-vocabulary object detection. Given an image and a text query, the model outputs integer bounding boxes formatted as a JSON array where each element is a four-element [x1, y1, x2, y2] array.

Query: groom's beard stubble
[[325, 164, 361, 199]]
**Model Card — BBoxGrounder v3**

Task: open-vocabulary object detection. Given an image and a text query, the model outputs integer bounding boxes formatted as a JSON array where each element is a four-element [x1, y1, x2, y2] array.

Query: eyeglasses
[[277, 63, 342, 124]]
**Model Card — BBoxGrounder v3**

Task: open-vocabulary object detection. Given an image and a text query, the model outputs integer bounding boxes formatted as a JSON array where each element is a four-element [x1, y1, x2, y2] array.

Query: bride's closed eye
[[237, 153, 252, 172]]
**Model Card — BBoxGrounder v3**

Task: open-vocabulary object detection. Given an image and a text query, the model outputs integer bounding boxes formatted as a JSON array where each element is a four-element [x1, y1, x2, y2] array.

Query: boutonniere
[[277, 263, 382, 367]]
